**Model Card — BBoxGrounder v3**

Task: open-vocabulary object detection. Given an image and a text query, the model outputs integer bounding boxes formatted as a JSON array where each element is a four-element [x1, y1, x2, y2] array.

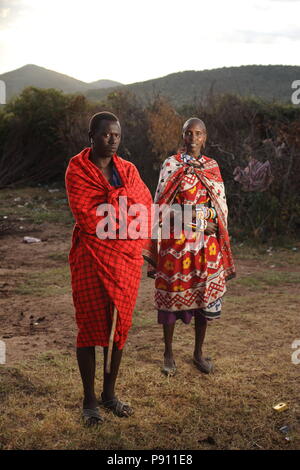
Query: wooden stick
[[106, 305, 118, 374]]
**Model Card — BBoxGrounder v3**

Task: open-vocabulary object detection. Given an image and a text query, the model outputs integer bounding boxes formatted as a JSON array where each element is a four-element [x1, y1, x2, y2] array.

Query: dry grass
[[0, 187, 299, 450], [1, 269, 299, 450]]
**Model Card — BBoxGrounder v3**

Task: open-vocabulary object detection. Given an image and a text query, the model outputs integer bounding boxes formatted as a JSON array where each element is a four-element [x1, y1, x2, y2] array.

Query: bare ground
[[0, 187, 299, 450]]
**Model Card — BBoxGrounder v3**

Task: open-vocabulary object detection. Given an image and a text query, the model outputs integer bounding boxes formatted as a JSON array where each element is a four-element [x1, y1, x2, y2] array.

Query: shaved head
[[182, 117, 207, 157], [182, 117, 206, 135]]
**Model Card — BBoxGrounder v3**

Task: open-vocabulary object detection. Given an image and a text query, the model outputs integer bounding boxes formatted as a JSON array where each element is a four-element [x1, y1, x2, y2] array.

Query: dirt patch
[[0, 188, 300, 450], [0, 222, 300, 365]]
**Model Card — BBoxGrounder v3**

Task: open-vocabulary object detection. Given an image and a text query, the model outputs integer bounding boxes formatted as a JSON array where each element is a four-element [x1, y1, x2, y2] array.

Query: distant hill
[[0, 64, 123, 100], [1, 64, 299, 105], [88, 79, 122, 89], [86, 65, 300, 106]]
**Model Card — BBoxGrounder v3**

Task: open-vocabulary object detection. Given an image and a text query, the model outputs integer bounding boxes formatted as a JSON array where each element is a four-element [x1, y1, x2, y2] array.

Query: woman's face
[[183, 122, 206, 157]]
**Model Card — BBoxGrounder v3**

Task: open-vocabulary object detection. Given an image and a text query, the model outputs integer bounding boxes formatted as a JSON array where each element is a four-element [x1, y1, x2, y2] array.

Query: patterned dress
[[153, 153, 235, 323]]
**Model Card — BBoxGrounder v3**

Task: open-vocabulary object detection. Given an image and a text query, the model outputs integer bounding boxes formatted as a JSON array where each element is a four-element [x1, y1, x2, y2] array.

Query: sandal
[[193, 356, 214, 374], [162, 360, 177, 377], [82, 407, 104, 426], [99, 393, 134, 418]]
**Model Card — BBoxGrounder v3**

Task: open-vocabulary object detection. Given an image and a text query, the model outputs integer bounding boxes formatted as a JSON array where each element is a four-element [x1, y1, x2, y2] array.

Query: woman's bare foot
[[193, 355, 214, 374], [162, 354, 177, 376]]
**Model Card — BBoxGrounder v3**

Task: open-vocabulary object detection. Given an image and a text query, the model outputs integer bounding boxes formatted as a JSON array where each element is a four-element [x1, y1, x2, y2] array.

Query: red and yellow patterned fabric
[[65, 147, 153, 349], [151, 153, 235, 313]]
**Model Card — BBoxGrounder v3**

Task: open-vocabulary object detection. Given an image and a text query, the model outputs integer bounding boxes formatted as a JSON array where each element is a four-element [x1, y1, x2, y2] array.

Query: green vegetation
[[0, 82, 300, 240], [0, 187, 73, 226], [2, 64, 299, 105], [87, 65, 300, 106], [15, 266, 71, 296], [48, 252, 69, 262], [0, 64, 122, 101], [235, 271, 300, 288]]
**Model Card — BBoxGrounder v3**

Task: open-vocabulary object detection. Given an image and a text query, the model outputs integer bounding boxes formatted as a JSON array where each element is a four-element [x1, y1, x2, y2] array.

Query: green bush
[[0, 88, 299, 239]]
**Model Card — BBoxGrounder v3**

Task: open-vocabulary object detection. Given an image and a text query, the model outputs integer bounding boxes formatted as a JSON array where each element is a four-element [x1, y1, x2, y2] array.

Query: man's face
[[92, 120, 121, 157]]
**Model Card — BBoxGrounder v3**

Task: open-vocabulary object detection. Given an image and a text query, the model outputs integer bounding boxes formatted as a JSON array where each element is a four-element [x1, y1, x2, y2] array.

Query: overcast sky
[[0, 0, 300, 84]]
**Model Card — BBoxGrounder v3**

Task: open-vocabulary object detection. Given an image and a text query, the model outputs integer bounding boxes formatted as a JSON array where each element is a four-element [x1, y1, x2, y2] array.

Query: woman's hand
[[205, 221, 218, 235]]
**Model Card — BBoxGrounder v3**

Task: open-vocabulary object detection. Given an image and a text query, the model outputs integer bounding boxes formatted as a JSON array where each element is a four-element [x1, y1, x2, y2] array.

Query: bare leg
[[99, 344, 133, 417], [77, 346, 98, 409], [194, 314, 207, 361], [163, 323, 176, 368], [194, 314, 213, 373], [102, 343, 123, 401]]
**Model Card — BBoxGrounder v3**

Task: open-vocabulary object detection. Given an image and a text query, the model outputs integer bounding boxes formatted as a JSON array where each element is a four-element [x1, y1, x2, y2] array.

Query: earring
[[90, 139, 94, 145]]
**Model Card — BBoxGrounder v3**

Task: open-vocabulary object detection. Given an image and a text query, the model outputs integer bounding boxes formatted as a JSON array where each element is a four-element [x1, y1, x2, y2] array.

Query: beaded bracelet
[[195, 205, 217, 220], [195, 206, 209, 219], [187, 220, 208, 231]]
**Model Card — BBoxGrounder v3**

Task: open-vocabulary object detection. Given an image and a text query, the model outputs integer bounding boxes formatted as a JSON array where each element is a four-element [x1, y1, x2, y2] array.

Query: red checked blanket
[[65, 147, 152, 349]]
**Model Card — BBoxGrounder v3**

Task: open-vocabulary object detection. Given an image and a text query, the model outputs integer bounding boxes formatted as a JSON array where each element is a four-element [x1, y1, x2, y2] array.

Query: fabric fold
[[65, 147, 153, 349]]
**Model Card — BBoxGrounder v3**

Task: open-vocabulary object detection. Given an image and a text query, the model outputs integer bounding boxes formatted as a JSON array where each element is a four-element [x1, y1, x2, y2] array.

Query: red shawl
[[147, 154, 235, 281], [65, 147, 153, 349]]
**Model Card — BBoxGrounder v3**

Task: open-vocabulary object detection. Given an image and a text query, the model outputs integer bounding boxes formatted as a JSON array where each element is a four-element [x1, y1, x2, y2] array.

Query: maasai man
[[65, 112, 152, 425], [146, 118, 235, 376]]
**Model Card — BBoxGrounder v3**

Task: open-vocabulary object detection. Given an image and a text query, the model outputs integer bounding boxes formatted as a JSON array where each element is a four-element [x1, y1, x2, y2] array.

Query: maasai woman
[[148, 118, 235, 376], [65, 112, 152, 425]]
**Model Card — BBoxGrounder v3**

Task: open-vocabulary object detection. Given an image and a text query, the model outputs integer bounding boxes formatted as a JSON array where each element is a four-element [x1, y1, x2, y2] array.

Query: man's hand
[[205, 221, 218, 235]]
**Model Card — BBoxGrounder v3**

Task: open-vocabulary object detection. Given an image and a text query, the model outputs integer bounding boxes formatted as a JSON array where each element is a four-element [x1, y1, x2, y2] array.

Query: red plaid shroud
[[65, 148, 153, 349]]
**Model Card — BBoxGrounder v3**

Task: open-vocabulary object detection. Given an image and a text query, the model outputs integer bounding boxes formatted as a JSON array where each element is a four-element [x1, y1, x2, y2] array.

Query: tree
[[0, 88, 91, 186], [146, 96, 182, 164]]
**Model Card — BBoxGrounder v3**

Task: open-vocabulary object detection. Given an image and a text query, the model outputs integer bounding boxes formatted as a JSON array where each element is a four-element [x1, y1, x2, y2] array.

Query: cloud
[[0, 0, 31, 28], [221, 28, 300, 44]]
